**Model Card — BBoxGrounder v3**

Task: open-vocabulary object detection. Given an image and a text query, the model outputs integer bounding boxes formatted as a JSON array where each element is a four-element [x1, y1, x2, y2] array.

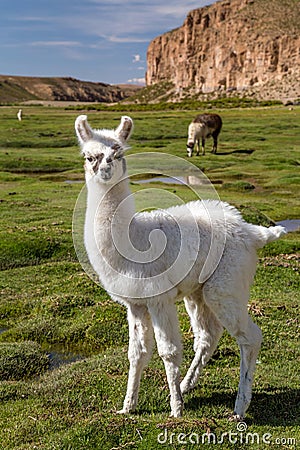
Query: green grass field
[[0, 104, 299, 449]]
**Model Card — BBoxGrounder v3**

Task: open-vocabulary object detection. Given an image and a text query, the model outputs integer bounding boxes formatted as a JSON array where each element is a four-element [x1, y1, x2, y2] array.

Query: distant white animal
[[187, 113, 222, 156], [75, 114, 286, 420], [17, 109, 22, 121]]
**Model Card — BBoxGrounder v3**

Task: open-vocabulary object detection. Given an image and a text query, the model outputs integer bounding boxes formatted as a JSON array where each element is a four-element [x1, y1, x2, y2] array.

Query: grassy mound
[[0, 341, 49, 380]]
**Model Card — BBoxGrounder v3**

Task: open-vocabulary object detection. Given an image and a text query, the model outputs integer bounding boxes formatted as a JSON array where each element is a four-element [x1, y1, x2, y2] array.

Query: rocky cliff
[[146, 0, 300, 102]]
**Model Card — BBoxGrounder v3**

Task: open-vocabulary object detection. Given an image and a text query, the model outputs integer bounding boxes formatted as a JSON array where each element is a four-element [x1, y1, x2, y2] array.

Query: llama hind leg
[[233, 319, 262, 420], [181, 293, 223, 395], [118, 303, 154, 414], [212, 132, 218, 153], [203, 288, 262, 420], [201, 138, 206, 155], [148, 299, 183, 417]]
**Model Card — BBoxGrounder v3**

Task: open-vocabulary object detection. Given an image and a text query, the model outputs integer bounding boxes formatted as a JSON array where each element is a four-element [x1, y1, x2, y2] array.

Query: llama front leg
[[195, 140, 200, 156], [148, 299, 183, 417], [118, 303, 154, 414]]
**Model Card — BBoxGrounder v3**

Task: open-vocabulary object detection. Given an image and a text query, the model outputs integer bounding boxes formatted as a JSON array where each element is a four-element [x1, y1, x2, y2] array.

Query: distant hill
[[0, 75, 142, 104]]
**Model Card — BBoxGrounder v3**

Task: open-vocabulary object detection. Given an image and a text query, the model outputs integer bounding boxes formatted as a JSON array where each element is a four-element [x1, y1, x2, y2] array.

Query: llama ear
[[75, 115, 93, 144], [115, 116, 133, 142]]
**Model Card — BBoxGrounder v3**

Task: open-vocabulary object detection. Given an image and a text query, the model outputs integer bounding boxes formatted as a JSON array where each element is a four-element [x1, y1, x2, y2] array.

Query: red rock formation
[[146, 0, 300, 102]]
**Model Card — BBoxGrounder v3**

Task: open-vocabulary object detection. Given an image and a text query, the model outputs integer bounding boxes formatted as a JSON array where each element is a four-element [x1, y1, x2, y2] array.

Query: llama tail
[[254, 225, 287, 248]]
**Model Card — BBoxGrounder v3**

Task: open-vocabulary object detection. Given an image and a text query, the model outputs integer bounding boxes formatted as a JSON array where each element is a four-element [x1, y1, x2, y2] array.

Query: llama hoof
[[170, 410, 183, 418], [170, 403, 183, 418], [117, 408, 131, 415], [180, 385, 189, 395], [180, 380, 193, 395], [228, 414, 244, 422]]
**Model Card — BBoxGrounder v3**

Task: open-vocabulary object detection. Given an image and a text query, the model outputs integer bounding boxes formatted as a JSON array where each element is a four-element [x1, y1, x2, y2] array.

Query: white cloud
[[127, 77, 145, 85], [55, 0, 209, 45], [16, 16, 52, 22], [133, 54, 141, 63], [10, 1, 211, 47], [29, 41, 81, 47], [155, 2, 206, 18], [107, 35, 149, 43]]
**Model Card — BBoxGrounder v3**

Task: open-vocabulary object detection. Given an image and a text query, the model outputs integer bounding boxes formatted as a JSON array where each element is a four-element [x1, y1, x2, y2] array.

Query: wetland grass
[[0, 105, 299, 449]]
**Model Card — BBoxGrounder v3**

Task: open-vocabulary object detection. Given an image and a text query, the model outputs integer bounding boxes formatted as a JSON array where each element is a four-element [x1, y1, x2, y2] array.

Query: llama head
[[187, 123, 196, 157], [75, 115, 133, 184], [186, 142, 194, 157]]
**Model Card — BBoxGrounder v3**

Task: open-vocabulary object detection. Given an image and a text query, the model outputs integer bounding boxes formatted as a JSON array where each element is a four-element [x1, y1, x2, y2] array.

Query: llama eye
[[112, 144, 123, 159], [114, 152, 123, 160], [86, 156, 94, 163]]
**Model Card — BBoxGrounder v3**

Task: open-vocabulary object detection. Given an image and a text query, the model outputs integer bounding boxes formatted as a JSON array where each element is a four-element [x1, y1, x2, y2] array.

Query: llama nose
[[99, 165, 112, 179]]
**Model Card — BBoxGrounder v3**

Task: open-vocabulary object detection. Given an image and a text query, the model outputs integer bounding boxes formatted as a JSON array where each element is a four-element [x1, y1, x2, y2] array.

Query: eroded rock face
[[146, 0, 300, 102]]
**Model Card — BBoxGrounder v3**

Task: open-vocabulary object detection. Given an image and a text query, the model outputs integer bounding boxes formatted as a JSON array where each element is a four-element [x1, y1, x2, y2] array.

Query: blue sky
[[1, 0, 212, 85]]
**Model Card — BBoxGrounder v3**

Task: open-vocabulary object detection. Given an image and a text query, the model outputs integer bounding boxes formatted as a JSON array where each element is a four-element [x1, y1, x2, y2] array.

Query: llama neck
[[85, 176, 135, 247]]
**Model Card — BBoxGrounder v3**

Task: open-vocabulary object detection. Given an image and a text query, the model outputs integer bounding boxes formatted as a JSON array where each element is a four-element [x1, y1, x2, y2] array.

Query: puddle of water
[[64, 179, 84, 184], [65, 176, 217, 186], [135, 176, 185, 185], [0, 332, 84, 371], [276, 219, 300, 233], [133, 176, 212, 185], [47, 348, 85, 370]]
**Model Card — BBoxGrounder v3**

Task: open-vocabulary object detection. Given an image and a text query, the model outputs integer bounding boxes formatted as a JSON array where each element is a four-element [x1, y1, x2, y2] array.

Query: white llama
[[17, 109, 22, 121], [75, 114, 285, 420]]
